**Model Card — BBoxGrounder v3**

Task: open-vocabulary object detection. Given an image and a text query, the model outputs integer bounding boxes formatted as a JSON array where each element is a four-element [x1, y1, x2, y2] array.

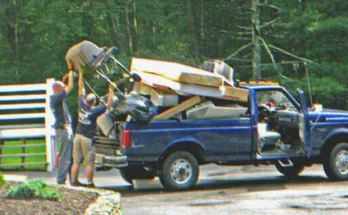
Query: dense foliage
[[0, 0, 347, 110]]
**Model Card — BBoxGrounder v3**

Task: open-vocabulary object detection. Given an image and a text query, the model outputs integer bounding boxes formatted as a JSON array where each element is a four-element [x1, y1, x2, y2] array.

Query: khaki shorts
[[73, 134, 96, 164]]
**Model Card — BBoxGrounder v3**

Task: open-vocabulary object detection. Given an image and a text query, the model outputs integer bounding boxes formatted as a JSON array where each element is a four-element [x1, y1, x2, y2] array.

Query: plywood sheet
[[135, 71, 248, 102], [131, 58, 224, 87], [186, 105, 248, 120]]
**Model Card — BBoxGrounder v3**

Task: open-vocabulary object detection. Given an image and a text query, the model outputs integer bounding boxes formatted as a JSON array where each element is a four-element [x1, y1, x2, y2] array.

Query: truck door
[[297, 89, 312, 156]]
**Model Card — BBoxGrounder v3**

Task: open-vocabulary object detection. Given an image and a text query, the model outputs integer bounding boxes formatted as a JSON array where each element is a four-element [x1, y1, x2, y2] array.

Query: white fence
[[0, 79, 57, 171]]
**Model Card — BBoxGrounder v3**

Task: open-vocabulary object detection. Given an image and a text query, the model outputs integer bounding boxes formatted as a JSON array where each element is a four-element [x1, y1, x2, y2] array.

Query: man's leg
[[85, 163, 94, 183], [56, 128, 72, 184], [71, 134, 83, 185], [70, 163, 80, 184], [82, 137, 96, 186]]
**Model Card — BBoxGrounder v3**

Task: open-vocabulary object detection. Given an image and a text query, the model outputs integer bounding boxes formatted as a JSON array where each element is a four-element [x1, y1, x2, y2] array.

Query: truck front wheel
[[275, 162, 304, 178], [323, 142, 348, 180], [159, 151, 199, 190]]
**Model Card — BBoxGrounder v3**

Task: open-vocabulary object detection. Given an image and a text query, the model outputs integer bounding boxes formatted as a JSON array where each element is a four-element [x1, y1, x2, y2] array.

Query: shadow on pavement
[[100, 174, 330, 197]]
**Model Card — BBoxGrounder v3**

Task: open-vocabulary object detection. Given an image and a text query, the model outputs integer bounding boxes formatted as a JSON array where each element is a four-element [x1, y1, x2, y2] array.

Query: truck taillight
[[121, 130, 131, 148]]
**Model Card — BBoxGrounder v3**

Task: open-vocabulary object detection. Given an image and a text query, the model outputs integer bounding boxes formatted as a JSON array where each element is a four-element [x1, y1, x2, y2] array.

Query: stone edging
[[84, 189, 121, 215], [62, 186, 122, 215]]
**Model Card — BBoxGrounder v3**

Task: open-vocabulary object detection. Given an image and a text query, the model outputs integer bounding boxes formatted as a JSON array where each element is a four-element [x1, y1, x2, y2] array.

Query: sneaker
[[57, 181, 65, 185], [85, 182, 95, 188], [71, 180, 85, 187], [95, 166, 112, 172]]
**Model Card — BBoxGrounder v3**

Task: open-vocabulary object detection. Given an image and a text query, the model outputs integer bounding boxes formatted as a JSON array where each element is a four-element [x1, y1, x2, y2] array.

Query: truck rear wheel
[[119, 166, 155, 185], [119, 168, 134, 184], [323, 142, 348, 180], [275, 162, 304, 178], [159, 151, 199, 190]]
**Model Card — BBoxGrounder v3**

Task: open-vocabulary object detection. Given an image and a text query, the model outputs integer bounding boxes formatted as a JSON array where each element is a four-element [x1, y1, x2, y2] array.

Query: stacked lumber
[[130, 58, 249, 120], [131, 58, 224, 87]]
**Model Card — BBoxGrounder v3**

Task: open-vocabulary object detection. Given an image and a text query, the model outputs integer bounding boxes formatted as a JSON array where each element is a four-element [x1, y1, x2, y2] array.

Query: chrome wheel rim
[[169, 158, 192, 184], [336, 150, 348, 175]]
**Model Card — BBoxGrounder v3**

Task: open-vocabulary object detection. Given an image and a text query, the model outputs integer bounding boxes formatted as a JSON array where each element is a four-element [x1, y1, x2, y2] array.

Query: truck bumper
[[95, 153, 128, 168]]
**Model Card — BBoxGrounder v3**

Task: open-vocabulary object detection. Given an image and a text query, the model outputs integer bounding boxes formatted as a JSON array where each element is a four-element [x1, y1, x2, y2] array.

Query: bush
[[6, 179, 61, 201], [0, 172, 5, 188]]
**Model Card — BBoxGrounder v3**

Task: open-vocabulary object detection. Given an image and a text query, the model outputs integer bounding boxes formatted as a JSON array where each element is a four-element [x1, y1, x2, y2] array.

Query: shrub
[[6, 179, 61, 201]]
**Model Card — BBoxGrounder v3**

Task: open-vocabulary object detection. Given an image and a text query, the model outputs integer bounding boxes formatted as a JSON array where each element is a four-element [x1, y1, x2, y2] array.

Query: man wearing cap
[[70, 69, 114, 187], [50, 62, 74, 185]]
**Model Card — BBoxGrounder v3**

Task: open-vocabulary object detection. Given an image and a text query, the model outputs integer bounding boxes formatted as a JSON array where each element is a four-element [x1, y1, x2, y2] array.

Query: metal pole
[[83, 80, 101, 99], [304, 62, 313, 107]]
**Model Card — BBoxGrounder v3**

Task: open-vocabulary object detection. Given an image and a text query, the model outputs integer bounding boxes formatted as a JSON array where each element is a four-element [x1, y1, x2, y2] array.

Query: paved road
[[3, 164, 348, 215], [116, 164, 348, 215]]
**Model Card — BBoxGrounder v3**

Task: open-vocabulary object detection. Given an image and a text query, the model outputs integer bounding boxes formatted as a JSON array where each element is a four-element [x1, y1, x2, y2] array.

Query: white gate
[[0, 79, 57, 171]]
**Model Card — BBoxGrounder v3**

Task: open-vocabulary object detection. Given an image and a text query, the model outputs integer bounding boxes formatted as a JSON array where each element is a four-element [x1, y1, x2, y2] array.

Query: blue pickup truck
[[93, 82, 348, 190]]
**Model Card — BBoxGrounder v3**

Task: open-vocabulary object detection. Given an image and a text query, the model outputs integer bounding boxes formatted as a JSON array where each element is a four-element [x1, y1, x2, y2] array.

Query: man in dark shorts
[[70, 69, 114, 187], [50, 62, 74, 185]]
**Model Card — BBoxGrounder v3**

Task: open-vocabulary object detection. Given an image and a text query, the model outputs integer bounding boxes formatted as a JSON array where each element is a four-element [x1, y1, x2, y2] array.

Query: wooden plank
[[0, 103, 46, 110], [0, 162, 48, 167], [0, 153, 46, 158], [222, 86, 249, 102], [136, 71, 248, 102], [136, 71, 223, 96], [0, 94, 46, 101], [153, 96, 201, 120], [133, 82, 154, 95], [0, 124, 45, 129], [131, 58, 224, 87], [0, 144, 46, 149], [0, 83, 46, 93], [0, 113, 45, 120], [0, 127, 46, 139]]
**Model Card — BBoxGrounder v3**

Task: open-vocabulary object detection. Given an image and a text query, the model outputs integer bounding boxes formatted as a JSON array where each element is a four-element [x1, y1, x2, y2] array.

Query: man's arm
[[63, 61, 74, 94], [106, 85, 115, 108], [78, 69, 85, 96]]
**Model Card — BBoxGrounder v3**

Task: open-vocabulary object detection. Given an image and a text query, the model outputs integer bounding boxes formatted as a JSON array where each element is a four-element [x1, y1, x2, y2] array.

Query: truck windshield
[[256, 90, 297, 111]]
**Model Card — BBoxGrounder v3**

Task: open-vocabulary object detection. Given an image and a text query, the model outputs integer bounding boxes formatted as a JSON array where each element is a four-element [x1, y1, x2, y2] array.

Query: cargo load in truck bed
[[124, 58, 249, 121]]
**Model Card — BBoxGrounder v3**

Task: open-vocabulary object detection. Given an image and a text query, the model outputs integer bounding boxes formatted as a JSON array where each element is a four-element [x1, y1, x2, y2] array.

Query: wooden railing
[[0, 79, 57, 171]]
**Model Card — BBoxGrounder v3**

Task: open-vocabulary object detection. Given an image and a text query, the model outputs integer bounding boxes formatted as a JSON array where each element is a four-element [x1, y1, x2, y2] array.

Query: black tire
[[159, 151, 199, 190], [119, 166, 155, 184], [119, 168, 134, 184], [323, 142, 348, 180], [275, 162, 304, 178]]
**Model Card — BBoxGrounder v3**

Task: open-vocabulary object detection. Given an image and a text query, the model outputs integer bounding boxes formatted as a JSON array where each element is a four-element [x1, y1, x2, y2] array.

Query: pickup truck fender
[[320, 127, 348, 156], [159, 137, 205, 164]]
